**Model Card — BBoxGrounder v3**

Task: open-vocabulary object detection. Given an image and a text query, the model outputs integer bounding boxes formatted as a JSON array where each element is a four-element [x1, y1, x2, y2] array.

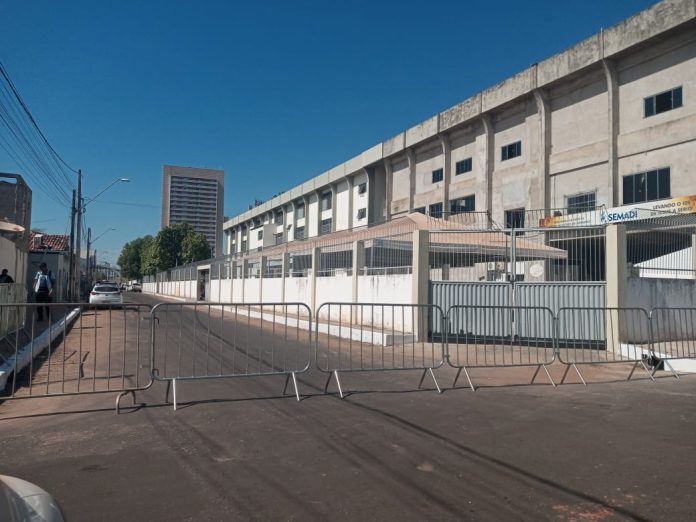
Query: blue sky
[[0, 0, 655, 264]]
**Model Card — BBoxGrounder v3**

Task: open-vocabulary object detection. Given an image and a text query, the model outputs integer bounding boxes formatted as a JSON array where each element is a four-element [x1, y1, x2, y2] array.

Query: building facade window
[[505, 208, 525, 229], [566, 192, 596, 214], [320, 192, 332, 211], [450, 195, 475, 215], [455, 158, 472, 175], [644, 87, 682, 117], [357, 208, 366, 220], [414, 207, 426, 214], [358, 182, 367, 194], [257, 230, 263, 240], [275, 232, 284, 245], [274, 211, 283, 224], [296, 203, 305, 219], [432, 168, 444, 183], [429, 202, 443, 218], [623, 168, 670, 204], [294, 226, 305, 240], [320, 218, 332, 235], [501, 141, 522, 161]]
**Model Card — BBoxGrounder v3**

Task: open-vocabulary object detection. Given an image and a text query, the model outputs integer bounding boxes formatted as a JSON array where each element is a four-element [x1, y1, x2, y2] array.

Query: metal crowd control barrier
[[649, 307, 696, 380], [556, 307, 653, 385], [0, 303, 154, 413], [315, 303, 445, 398], [150, 302, 312, 410], [445, 305, 557, 390]]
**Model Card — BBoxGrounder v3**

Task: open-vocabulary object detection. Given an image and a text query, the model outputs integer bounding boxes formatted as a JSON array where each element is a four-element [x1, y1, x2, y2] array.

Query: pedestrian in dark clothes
[[0, 269, 14, 284], [33, 262, 54, 322]]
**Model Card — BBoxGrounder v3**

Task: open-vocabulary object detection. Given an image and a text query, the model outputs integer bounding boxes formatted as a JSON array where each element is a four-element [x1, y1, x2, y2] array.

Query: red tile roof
[[29, 232, 70, 253]]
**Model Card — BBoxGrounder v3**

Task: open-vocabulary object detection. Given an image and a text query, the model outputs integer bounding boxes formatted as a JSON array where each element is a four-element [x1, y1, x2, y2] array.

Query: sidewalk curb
[[0, 308, 81, 392]]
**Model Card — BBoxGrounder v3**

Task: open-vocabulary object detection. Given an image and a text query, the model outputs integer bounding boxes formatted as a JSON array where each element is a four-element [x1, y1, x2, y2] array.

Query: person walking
[[34, 262, 54, 322], [0, 269, 14, 284]]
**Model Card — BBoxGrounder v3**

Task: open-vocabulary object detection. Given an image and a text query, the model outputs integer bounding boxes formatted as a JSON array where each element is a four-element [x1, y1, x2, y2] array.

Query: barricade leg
[[324, 370, 344, 399], [172, 378, 178, 411], [115, 390, 138, 415], [452, 367, 476, 392], [628, 360, 655, 382], [560, 364, 587, 386], [531, 364, 556, 387], [417, 368, 442, 394], [658, 360, 680, 380], [283, 372, 301, 401]]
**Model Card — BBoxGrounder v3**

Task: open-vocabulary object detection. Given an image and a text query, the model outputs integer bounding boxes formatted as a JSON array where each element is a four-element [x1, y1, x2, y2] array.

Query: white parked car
[[89, 283, 123, 307]]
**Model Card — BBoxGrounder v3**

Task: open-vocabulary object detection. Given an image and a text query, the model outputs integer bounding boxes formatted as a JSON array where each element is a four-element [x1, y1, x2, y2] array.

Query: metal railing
[[556, 307, 653, 384], [2, 299, 694, 414], [0, 303, 153, 412], [315, 302, 445, 398], [0, 283, 26, 338], [445, 305, 557, 390], [150, 302, 312, 409]]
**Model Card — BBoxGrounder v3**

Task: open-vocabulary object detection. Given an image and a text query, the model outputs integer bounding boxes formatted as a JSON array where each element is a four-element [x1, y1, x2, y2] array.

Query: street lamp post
[[86, 227, 116, 286], [73, 177, 129, 300]]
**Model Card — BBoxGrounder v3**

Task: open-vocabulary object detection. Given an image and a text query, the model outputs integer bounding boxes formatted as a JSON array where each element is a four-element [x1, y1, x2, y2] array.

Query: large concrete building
[[223, 0, 696, 254], [161, 165, 224, 257]]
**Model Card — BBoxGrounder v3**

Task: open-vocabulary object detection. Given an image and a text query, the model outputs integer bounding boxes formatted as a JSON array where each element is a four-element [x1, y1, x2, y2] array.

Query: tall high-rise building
[[161, 165, 224, 257]]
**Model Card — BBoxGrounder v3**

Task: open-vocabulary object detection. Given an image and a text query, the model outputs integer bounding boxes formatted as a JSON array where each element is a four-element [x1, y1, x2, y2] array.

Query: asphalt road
[[0, 292, 695, 521]]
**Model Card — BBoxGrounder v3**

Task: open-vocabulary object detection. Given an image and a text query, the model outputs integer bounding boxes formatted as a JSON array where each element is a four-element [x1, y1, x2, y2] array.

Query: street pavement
[[0, 293, 694, 521]]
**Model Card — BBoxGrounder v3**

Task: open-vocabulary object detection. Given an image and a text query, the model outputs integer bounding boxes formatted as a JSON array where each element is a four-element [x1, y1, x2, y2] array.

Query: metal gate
[[0, 303, 154, 413]]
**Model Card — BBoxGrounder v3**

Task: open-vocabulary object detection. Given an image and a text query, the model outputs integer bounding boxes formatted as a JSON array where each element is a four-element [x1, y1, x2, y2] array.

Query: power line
[[0, 61, 79, 177], [0, 61, 76, 208]]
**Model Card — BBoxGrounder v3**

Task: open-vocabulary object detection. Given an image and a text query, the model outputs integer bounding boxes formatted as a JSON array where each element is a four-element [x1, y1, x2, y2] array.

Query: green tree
[[117, 235, 153, 279], [181, 231, 212, 263], [121, 224, 213, 276]]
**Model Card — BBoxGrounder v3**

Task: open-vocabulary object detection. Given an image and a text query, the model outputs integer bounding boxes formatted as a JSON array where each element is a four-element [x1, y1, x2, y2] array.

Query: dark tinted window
[[455, 158, 472, 175], [567, 192, 596, 214], [432, 169, 444, 183], [644, 87, 682, 117], [501, 141, 522, 161], [95, 285, 119, 293], [505, 208, 525, 229], [450, 195, 475, 215], [429, 202, 443, 218], [623, 168, 670, 204]]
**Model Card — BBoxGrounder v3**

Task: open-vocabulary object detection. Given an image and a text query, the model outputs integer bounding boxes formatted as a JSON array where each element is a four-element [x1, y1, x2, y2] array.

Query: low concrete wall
[[627, 277, 696, 310], [261, 278, 283, 303]]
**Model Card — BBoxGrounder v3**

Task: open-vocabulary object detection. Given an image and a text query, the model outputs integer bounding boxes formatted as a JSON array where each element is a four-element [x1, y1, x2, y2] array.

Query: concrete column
[[605, 224, 628, 351], [440, 135, 451, 219], [366, 168, 375, 225], [218, 262, 222, 303], [281, 206, 287, 243], [241, 259, 249, 303], [412, 229, 430, 341], [281, 252, 289, 303], [345, 175, 355, 230], [230, 260, 237, 302], [533, 89, 551, 216], [692, 234, 696, 280], [330, 183, 338, 232], [351, 240, 365, 304], [291, 200, 298, 241], [384, 159, 393, 221], [407, 149, 416, 213], [481, 115, 494, 226], [310, 247, 320, 314], [603, 59, 620, 207], [259, 255, 267, 303]]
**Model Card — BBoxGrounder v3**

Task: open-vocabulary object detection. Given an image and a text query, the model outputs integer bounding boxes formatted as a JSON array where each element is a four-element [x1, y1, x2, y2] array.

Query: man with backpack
[[34, 262, 54, 322]]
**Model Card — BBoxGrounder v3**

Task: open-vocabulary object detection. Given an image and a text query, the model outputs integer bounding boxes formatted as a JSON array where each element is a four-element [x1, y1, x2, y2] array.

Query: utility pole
[[75, 169, 83, 300], [68, 190, 76, 302], [86, 227, 92, 288]]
